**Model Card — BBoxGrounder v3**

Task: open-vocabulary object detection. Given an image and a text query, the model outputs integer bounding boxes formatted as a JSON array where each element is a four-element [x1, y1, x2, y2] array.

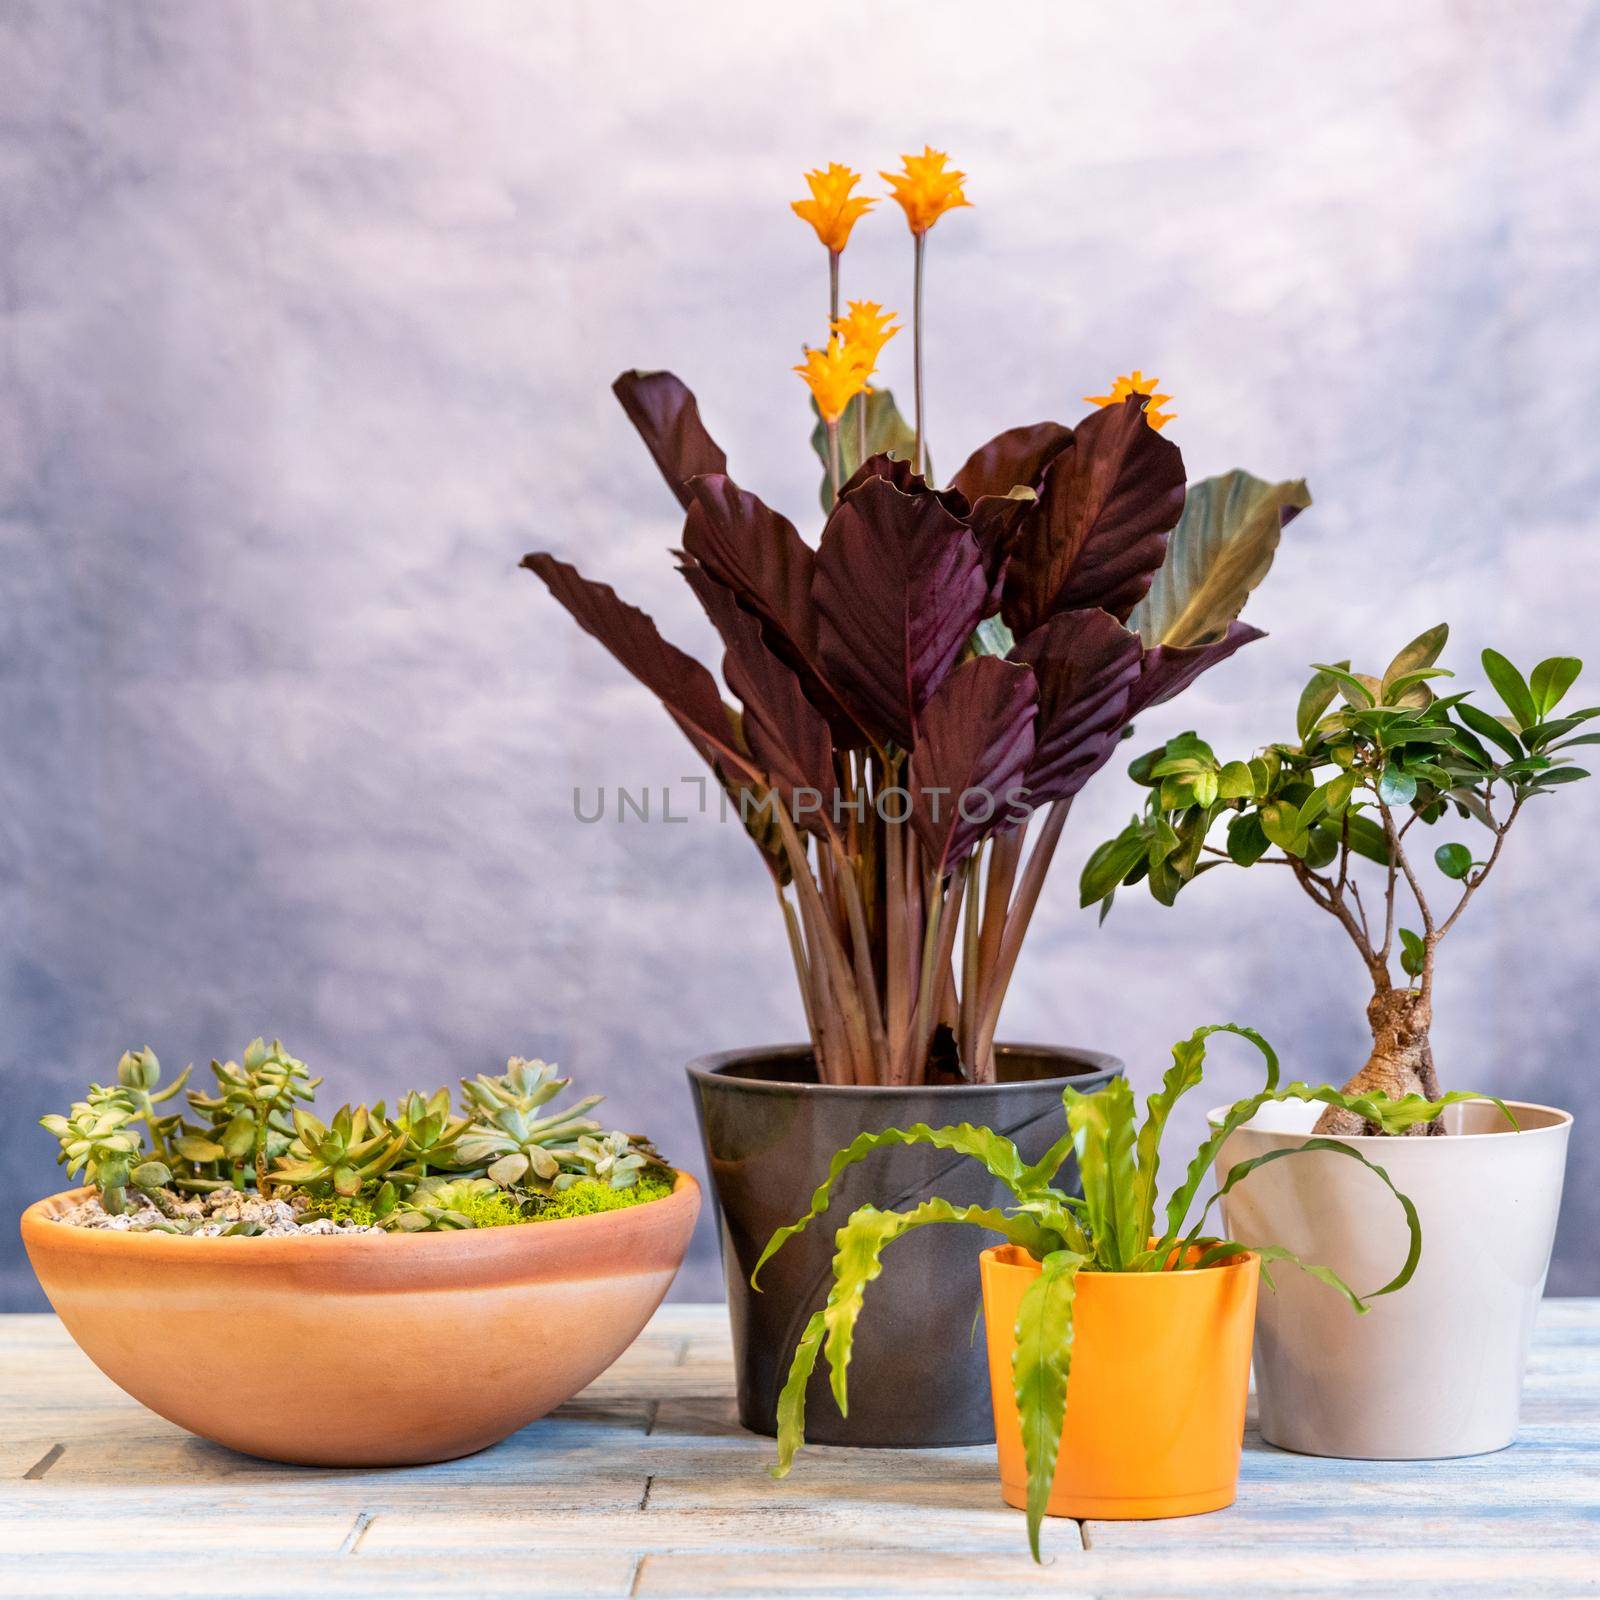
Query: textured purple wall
[[3, 1, 1598, 1306]]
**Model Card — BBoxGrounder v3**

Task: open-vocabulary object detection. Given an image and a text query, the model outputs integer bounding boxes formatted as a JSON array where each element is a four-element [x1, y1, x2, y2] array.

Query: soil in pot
[[687, 1042, 1122, 1448], [980, 1243, 1260, 1519]]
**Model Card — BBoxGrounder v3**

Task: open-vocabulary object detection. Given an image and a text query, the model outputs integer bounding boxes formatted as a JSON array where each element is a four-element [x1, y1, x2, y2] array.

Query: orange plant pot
[[979, 1243, 1260, 1520]]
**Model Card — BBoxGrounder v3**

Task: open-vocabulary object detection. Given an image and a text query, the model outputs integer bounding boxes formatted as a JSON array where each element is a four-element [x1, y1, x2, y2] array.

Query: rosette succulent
[[41, 1085, 172, 1216], [455, 1058, 604, 1188]]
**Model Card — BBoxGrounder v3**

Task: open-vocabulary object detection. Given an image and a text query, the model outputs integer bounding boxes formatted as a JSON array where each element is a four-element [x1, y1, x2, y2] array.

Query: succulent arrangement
[[41, 1042, 671, 1233], [524, 147, 1310, 1086], [1082, 629, 1593, 1131], [757, 1024, 1502, 1557]]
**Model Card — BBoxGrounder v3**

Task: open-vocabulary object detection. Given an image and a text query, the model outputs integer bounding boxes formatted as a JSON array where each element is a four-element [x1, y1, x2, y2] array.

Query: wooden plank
[[0, 1301, 1594, 1600]]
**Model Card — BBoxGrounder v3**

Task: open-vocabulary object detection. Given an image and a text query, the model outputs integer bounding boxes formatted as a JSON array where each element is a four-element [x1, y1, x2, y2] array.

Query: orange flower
[[795, 334, 872, 425], [1084, 370, 1176, 432], [791, 163, 875, 254], [880, 147, 971, 235], [830, 300, 901, 375]]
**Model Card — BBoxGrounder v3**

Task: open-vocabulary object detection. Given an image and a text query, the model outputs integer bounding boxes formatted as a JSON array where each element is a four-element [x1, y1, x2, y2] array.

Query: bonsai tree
[[521, 152, 1312, 1086], [1081, 628, 1594, 1132]]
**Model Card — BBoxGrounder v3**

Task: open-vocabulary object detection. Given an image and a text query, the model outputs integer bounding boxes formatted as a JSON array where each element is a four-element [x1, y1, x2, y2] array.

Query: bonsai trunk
[[1314, 984, 1444, 1137]]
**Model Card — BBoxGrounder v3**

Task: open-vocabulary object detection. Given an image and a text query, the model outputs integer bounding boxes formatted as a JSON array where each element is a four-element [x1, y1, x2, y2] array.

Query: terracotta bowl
[[20, 1171, 700, 1466]]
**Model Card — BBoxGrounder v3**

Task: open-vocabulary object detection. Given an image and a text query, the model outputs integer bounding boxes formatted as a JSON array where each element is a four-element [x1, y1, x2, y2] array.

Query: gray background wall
[[3, 0, 1597, 1308]]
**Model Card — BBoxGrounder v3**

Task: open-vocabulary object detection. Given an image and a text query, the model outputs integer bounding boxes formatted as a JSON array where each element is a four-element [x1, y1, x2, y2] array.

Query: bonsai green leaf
[[1079, 821, 1148, 907], [1309, 663, 1375, 709], [750, 1124, 1031, 1288], [1435, 842, 1473, 879], [810, 390, 922, 512], [1455, 699, 1523, 760], [1481, 649, 1538, 731], [1217, 761, 1254, 801], [1530, 766, 1591, 788], [1064, 1076, 1138, 1269], [1380, 624, 1449, 707], [1227, 810, 1270, 865], [770, 1309, 827, 1478], [1528, 659, 1588, 718], [1398, 926, 1426, 978], [1012, 1249, 1086, 1562], [1127, 471, 1310, 649], [1378, 764, 1417, 806], [1296, 662, 1348, 742], [821, 1200, 1021, 1416]]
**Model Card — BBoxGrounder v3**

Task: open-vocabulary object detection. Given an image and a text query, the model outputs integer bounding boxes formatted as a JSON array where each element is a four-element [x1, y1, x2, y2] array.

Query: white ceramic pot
[[1210, 1097, 1571, 1459]]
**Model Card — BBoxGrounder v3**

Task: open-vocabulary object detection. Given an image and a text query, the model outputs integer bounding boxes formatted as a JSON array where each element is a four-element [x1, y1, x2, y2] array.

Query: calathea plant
[[1082, 629, 1593, 1133], [524, 218, 1311, 1086], [757, 1024, 1495, 1558]]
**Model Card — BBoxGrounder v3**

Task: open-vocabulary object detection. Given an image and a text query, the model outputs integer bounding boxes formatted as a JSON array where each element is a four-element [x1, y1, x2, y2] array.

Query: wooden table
[[2, 1301, 1596, 1597]]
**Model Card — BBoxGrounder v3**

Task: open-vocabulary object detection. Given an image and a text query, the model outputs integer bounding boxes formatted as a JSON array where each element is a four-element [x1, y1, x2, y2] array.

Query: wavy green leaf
[[810, 390, 920, 512], [1065, 1077, 1138, 1268], [1189, 1136, 1422, 1300], [819, 1200, 1022, 1416], [1011, 1250, 1086, 1561], [770, 1309, 826, 1478], [751, 1123, 1029, 1288]]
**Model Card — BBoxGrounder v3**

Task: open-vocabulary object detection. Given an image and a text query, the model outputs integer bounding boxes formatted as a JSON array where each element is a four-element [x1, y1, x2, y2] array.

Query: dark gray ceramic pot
[[685, 1042, 1122, 1448]]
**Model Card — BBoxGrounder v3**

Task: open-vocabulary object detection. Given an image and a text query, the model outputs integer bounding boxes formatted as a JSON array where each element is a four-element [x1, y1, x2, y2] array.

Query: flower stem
[[827, 418, 841, 506], [912, 230, 925, 476]]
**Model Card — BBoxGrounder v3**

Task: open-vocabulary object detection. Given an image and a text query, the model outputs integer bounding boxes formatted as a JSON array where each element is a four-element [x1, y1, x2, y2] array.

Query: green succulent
[[114, 1048, 192, 1165], [383, 1176, 516, 1232], [181, 1038, 321, 1189], [40, 1085, 172, 1216], [455, 1058, 604, 1189], [553, 1131, 659, 1191], [271, 1105, 404, 1198], [383, 1088, 472, 1183]]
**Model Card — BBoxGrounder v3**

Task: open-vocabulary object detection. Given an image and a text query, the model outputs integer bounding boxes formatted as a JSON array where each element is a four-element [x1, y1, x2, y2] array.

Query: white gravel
[[50, 1187, 382, 1236]]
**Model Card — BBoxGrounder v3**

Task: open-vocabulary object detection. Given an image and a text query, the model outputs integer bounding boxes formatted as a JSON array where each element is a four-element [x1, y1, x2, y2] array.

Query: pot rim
[[686, 1040, 1123, 1095], [979, 1242, 1259, 1282], [1203, 1097, 1573, 1141], [19, 1169, 699, 1257]]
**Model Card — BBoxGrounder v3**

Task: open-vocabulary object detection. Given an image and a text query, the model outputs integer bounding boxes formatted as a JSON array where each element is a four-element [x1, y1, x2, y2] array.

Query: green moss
[[302, 1193, 382, 1227], [298, 1172, 674, 1230], [531, 1173, 675, 1220]]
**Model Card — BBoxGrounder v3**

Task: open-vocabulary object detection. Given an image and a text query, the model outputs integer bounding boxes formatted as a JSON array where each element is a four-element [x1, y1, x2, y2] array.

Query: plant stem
[[912, 231, 926, 476], [827, 419, 841, 507], [977, 801, 1071, 1046], [829, 248, 839, 325]]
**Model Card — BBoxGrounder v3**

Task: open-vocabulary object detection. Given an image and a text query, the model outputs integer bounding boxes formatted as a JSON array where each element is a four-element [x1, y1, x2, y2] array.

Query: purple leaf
[[1003, 397, 1186, 636], [681, 564, 839, 832], [613, 371, 728, 511], [950, 421, 1074, 502], [1011, 610, 1144, 803], [521, 552, 744, 775], [681, 475, 864, 744], [907, 657, 1038, 871], [1127, 621, 1265, 716], [814, 474, 992, 749]]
